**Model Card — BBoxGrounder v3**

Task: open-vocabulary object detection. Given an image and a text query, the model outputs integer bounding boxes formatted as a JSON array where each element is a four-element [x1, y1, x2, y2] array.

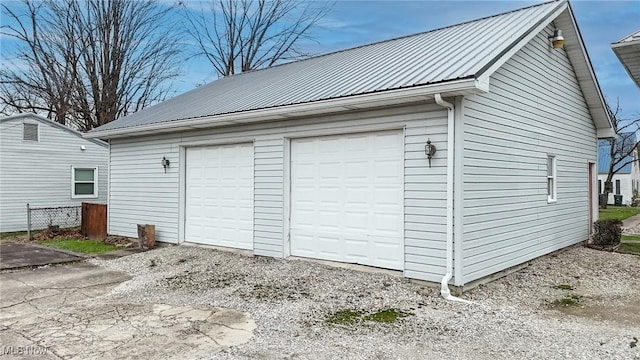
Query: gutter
[[434, 93, 473, 304], [85, 78, 487, 139]]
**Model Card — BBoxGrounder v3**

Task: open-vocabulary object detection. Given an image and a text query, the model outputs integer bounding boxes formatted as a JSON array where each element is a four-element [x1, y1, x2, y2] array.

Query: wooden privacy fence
[[81, 202, 107, 240]]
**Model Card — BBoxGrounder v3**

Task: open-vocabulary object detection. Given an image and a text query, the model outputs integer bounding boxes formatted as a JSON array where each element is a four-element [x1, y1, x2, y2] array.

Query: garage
[[184, 143, 254, 249], [290, 130, 404, 270]]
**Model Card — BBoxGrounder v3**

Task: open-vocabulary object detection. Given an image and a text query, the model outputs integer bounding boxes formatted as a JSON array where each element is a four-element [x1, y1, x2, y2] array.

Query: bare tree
[[182, 0, 330, 77], [600, 103, 640, 208], [1, 0, 183, 131]]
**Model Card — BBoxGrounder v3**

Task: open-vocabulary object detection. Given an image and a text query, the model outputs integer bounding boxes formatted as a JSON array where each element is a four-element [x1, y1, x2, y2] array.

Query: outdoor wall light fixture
[[425, 138, 436, 168], [161, 156, 170, 173], [549, 29, 564, 49]]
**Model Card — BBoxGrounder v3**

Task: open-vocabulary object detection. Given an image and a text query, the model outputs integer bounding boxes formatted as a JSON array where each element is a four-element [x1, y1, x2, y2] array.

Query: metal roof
[[612, 29, 640, 88], [92, 1, 564, 134], [597, 132, 637, 174], [1, 113, 107, 147], [90, 0, 612, 138]]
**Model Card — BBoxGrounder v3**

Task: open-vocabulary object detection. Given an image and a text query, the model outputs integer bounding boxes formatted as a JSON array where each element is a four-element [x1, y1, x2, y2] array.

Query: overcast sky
[[178, 0, 640, 120]]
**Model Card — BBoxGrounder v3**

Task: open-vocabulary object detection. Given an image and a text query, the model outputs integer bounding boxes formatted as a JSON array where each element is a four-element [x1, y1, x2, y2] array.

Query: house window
[[547, 155, 556, 203], [72, 167, 98, 198], [23, 123, 38, 141], [598, 180, 602, 194], [616, 180, 621, 195]]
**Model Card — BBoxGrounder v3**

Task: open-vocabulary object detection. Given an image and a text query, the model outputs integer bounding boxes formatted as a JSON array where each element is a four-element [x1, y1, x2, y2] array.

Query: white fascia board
[[611, 41, 640, 49], [560, 3, 614, 131], [597, 127, 616, 139], [611, 35, 640, 49], [85, 78, 486, 139]]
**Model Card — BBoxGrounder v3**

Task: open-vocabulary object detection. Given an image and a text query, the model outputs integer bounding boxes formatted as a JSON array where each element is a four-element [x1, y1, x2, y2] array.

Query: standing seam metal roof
[[93, 0, 562, 133]]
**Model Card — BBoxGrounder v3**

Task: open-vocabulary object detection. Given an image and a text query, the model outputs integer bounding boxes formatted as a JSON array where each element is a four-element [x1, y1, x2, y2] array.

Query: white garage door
[[185, 143, 253, 249], [290, 130, 404, 270]]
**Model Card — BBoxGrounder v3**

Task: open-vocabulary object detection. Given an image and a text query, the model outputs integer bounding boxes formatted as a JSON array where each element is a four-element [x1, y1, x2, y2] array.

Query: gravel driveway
[[90, 245, 640, 359]]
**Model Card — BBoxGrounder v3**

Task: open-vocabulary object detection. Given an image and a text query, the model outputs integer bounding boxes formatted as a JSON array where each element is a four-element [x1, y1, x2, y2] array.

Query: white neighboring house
[[87, 1, 614, 291], [0, 113, 108, 232], [597, 134, 640, 206]]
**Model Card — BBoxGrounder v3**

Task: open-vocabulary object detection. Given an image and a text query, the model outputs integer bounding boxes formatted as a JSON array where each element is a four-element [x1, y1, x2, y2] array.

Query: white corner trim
[[453, 96, 465, 286], [178, 146, 187, 244], [282, 137, 291, 258]]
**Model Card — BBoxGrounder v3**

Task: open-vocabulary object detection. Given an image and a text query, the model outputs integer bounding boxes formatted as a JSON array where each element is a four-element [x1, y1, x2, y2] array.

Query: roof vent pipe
[[434, 93, 474, 305]]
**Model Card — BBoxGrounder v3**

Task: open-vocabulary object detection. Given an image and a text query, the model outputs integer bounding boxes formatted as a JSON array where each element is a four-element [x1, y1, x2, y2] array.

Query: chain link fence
[[27, 203, 81, 239]]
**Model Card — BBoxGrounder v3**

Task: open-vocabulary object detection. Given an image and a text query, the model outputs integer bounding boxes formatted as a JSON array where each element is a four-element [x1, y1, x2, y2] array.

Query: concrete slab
[[0, 262, 255, 359], [622, 212, 640, 229], [0, 243, 85, 270]]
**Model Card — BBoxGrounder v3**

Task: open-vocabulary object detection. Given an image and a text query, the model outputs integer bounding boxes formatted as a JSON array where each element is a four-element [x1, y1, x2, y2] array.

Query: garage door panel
[[185, 143, 254, 249], [290, 130, 404, 270]]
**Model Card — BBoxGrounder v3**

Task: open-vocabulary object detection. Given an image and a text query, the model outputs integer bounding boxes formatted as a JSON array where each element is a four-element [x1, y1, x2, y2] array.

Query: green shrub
[[591, 219, 622, 247]]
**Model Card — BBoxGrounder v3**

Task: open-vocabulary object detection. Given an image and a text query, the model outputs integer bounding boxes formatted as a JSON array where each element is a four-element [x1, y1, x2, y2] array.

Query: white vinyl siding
[[254, 138, 285, 258], [459, 25, 596, 284], [597, 173, 635, 205], [107, 104, 448, 282], [0, 118, 108, 232]]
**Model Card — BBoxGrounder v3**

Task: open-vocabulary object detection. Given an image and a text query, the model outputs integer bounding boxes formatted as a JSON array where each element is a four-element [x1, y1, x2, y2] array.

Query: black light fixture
[[425, 138, 436, 168], [162, 156, 170, 173]]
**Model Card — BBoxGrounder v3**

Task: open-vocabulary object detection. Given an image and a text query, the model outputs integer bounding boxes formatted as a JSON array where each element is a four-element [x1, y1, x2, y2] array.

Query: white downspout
[[434, 93, 473, 304]]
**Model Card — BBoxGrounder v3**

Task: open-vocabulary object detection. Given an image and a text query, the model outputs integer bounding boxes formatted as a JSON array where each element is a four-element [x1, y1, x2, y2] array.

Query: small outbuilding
[[88, 1, 614, 290], [0, 113, 108, 232]]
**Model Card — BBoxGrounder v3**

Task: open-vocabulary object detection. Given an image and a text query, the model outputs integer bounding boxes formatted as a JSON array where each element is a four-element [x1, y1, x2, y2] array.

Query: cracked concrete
[[0, 263, 256, 359]]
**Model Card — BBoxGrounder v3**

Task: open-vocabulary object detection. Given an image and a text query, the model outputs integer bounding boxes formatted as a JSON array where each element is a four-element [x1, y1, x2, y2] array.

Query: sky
[[176, 0, 640, 120], [2, 0, 639, 120]]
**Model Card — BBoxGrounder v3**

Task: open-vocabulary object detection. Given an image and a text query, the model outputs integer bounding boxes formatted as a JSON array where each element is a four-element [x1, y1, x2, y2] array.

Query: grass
[[598, 206, 640, 221], [325, 310, 363, 325], [619, 234, 640, 255], [619, 242, 640, 255], [553, 294, 582, 307], [0, 230, 28, 240], [39, 238, 118, 254], [326, 309, 412, 325], [363, 309, 411, 323]]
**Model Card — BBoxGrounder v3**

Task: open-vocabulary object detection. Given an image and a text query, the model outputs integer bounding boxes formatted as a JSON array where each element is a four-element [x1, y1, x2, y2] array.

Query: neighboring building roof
[[0, 113, 108, 147], [89, 0, 613, 139], [612, 29, 640, 88], [598, 132, 637, 174]]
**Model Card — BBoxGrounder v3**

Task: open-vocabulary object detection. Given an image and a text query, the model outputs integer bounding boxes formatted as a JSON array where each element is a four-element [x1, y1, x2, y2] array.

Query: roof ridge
[[225, 0, 562, 80]]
